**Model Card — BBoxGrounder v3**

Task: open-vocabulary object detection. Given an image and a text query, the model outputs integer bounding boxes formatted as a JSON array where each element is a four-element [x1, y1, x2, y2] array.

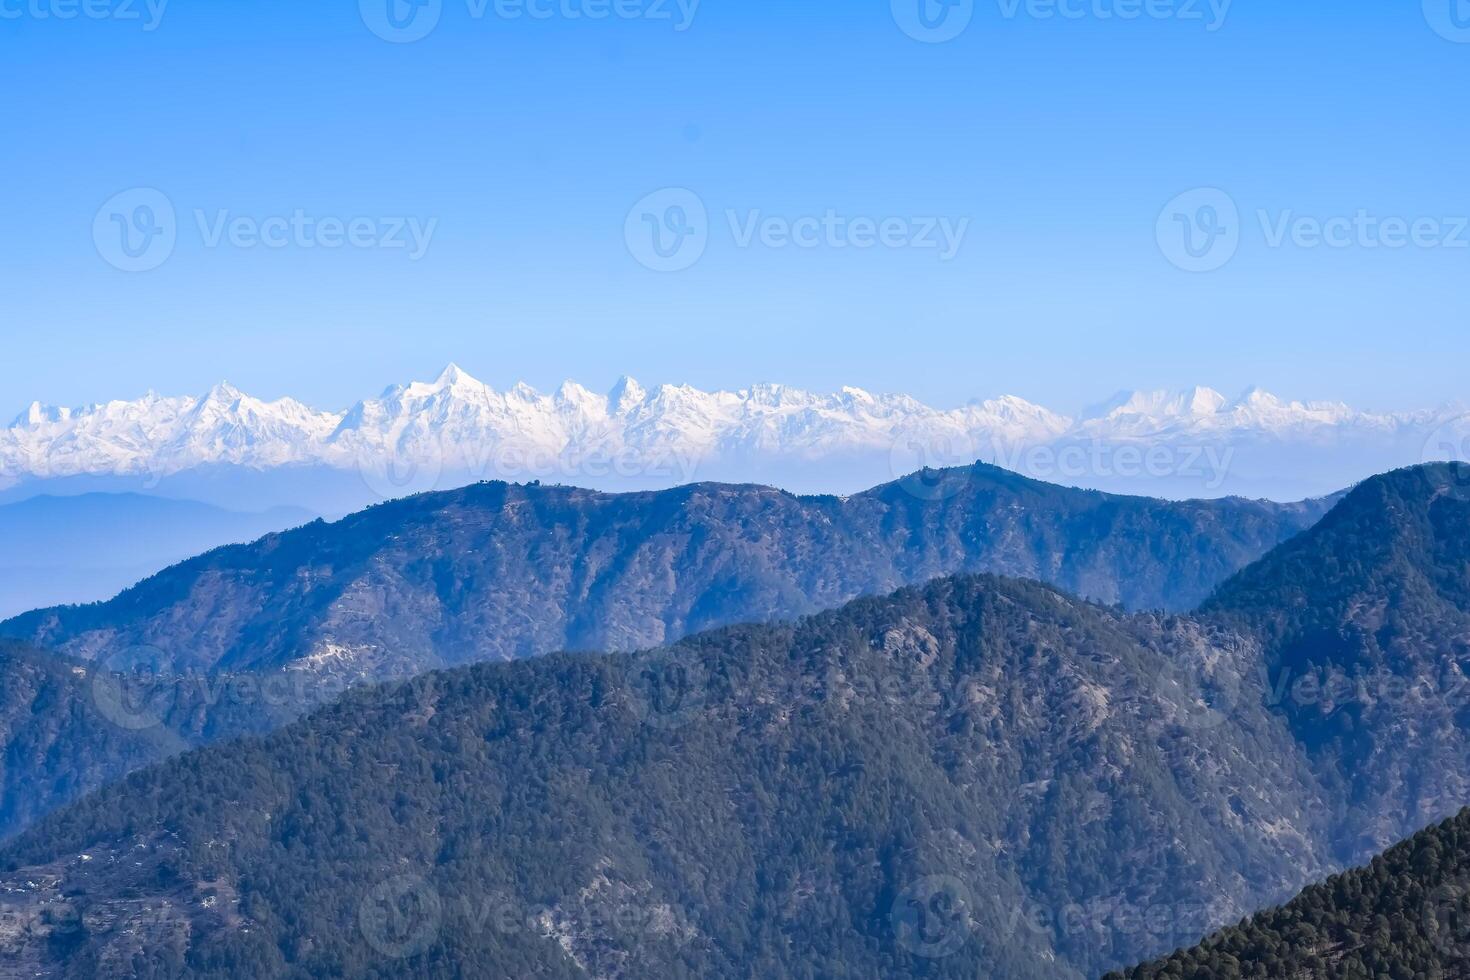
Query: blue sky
[[1, 0, 1467, 415]]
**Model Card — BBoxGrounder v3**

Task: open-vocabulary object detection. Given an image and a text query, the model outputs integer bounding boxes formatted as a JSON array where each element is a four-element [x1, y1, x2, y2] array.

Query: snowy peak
[[1188, 387, 1229, 415], [0, 371, 1459, 500], [200, 381, 244, 405], [10, 402, 71, 428], [400, 362, 490, 400], [553, 380, 603, 414], [969, 395, 1072, 431], [435, 362, 473, 388], [1086, 387, 1227, 422], [608, 376, 646, 415], [1069, 386, 1392, 440], [507, 381, 540, 402], [1220, 388, 1360, 428]]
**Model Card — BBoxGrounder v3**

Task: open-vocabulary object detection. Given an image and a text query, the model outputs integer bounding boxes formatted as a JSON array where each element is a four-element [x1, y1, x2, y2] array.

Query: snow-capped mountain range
[[2, 365, 1465, 509]]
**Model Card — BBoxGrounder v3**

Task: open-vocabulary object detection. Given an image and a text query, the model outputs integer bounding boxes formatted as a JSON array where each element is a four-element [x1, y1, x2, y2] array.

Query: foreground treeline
[[1112, 807, 1470, 979]]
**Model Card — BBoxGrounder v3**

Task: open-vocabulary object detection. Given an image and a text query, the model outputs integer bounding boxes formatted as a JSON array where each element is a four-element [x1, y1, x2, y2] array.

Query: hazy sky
[[2, 0, 1467, 416]]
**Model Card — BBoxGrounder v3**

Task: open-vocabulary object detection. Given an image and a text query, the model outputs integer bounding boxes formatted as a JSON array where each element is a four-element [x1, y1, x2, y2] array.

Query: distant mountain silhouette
[[0, 465, 1330, 684], [0, 493, 312, 619]]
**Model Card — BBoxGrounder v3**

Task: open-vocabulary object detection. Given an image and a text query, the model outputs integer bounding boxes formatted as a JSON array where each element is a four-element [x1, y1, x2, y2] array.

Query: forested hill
[[0, 642, 185, 841], [1202, 462, 1470, 856], [0, 463, 1329, 684], [11, 467, 1470, 974], [0, 641, 319, 843], [0, 575, 1335, 979], [1205, 462, 1470, 643], [1110, 807, 1470, 980]]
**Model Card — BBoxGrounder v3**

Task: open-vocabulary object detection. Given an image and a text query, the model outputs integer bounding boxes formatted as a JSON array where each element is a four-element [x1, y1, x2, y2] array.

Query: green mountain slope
[[0, 643, 186, 841], [1110, 807, 1470, 980], [0, 576, 1335, 979], [0, 465, 1330, 686], [1203, 463, 1470, 857], [13, 464, 1470, 977], [0, 639, 322, 843]]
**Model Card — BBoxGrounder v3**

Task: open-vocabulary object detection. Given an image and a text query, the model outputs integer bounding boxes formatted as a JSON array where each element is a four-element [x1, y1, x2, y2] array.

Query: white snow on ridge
[[0, 366, 1466, 501]]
